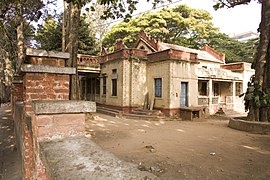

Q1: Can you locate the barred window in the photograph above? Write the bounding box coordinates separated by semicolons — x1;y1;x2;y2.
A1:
154;78;162;97
112;79;117;96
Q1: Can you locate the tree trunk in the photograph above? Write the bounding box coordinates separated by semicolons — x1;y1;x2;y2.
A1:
66;3;81;100
247;0;270;121
17;20;24;72
247;106;255;121
62;0;68;52
262;0;270;122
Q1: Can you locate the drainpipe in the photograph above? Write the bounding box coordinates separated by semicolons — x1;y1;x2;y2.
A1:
129;50;133;110
208;79;213;113
232;81;236;110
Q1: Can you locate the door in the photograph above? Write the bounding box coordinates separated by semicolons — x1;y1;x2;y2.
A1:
180;82;188;107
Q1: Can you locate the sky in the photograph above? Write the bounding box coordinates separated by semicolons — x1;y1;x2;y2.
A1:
134;0;261;36
178;0;261;36
55;0;261;36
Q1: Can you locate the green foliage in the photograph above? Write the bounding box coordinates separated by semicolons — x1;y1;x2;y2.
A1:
242;75;270;111
103;5;219;50
103;4;258;63
78;16;98;54
35;15;62;51
83;4;110;52
35;14;98;55
207;32;258;63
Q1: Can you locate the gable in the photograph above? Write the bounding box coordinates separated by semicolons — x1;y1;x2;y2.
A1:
136;41;155;54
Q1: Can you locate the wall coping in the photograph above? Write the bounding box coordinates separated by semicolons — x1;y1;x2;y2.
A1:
21;64;76;75
229;117;270;134
40;137;156;179
26;48;70;59
12;80;23;84
32;100;96;115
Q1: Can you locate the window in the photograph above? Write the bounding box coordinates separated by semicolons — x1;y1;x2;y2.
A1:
112;69;117;74
112;79;117;96
199;81;207;96
154;78;162;97
102;77;106;95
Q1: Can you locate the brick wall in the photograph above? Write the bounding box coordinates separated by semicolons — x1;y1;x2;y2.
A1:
12;49;97;180
11;81;23;118
34;113;85;142
21;71;70;179
13;49;72;180
23;73;69;113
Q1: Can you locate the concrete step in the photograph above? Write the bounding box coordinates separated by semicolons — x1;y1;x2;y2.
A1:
96;107;121;117
131;108;164;116
97;106;121;113
122;113;165;121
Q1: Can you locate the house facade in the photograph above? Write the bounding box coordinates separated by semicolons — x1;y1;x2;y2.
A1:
77;32;254;116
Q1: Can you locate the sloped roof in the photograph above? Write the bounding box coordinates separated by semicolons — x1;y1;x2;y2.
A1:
158;42;223;64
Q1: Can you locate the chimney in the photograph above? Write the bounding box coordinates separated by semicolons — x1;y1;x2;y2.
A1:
114;39;126;51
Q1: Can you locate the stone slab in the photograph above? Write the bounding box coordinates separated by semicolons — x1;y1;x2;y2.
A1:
26;48;70;59
32;100;96;115
40;137;157;180
21;64;76;75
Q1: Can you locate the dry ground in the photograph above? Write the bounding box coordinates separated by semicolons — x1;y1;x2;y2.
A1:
86;113;270;180
0;105;21;180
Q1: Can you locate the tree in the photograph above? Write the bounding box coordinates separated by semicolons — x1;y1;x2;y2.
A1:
35;15;62;51
102;4;256;63
35;14;98;54
78;16;99;54
103;5;219;50
216;0;270;122
0;0;44;102
207;32;258;63
84;4;110;52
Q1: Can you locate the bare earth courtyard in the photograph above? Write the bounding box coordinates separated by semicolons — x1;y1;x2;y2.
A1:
86;113;270;180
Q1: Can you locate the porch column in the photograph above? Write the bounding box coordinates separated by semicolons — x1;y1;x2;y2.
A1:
85;77;87;100
232;81;236;108
208;79;213;106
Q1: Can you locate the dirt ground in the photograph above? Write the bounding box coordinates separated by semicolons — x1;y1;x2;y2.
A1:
86;113;270;180
0;105;21;180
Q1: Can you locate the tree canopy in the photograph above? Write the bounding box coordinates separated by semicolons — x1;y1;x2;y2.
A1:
35;14;98;55
103;4;257;63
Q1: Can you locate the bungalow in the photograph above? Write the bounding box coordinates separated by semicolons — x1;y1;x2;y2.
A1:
77;31;254;117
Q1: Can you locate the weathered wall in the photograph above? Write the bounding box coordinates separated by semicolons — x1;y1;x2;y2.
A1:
100;59;124;107
122;59;147;107
169;61;198;109
198;60;222;69
147;60;171;108
100;49;147;109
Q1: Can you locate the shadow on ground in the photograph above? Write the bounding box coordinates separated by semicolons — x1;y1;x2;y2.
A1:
0;105;21;180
